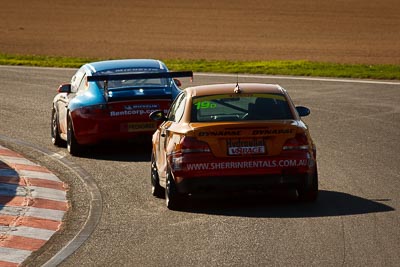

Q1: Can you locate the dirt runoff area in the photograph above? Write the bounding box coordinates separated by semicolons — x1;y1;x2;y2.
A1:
1;0;399;64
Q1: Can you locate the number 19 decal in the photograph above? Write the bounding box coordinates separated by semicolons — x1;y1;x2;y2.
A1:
195;101;217;110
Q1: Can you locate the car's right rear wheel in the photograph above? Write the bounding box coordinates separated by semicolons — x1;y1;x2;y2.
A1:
297;167;319;202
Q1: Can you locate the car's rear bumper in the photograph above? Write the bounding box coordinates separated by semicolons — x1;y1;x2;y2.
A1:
169;150;316;194
75;130;155;145
175;173;312;194
70;100;169;145
71;114;158;145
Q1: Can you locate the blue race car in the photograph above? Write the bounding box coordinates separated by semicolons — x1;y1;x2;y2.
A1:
51;59;192;155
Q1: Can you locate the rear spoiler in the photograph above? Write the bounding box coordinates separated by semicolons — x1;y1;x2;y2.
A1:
87;71;193;82
87;71;193;101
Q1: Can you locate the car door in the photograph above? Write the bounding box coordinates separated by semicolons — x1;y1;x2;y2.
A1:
156;92;187;184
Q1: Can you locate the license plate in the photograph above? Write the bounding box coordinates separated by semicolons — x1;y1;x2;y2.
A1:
122;122;157;132
227;138;266;155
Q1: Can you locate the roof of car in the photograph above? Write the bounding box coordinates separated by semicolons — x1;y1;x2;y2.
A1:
84;59;167;74
185;83;285;97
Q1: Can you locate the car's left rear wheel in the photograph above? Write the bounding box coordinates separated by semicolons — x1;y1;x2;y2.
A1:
151;153;164;198
51;107;65;147
67;115;82;156
165;170;185;210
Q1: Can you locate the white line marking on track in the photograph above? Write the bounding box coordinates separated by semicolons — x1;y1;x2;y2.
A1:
0;247;32;263
18;170;61;182
27;207;66;221
29;186;67;201
1;65;399;85
0;156;38;165
1;225;56;240
195;72;400;85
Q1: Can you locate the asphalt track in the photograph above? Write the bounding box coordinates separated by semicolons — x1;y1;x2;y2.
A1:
0;66;399;266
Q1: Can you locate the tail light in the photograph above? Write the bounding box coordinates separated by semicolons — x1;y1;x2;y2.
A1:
170;136;211;171
283;133;309;150
180;136;211;154
79;104;108;115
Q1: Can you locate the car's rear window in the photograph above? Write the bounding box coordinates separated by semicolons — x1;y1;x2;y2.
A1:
191;93;294;122
97;78;168;89
95;68;169;89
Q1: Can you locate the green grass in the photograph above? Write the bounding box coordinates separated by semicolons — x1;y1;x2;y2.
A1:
1;54;399;80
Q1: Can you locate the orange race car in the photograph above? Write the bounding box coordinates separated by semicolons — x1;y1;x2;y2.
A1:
150;83;318;209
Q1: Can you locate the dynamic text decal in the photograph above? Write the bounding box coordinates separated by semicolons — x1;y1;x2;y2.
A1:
252;129;294;135
198;131;241;136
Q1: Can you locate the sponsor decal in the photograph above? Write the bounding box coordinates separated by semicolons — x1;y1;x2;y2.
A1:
110;108;168;117
194;100;217;110
98;68;160;74
124;104;159;110
186;159;308;171
198;130;241;137
252;129;294;135
125;122;157;132
228;146;265;155
227;138;265;155
197;129;293;137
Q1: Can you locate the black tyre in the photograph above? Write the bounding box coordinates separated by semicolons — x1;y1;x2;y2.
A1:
51;107;65;147
151;153;164;198
297;167;319;202
67;115;82;156
165;170;184;210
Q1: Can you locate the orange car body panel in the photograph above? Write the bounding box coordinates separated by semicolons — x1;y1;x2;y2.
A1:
152;83;317;193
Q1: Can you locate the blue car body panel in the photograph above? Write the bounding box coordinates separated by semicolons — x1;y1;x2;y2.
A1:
52;59;191;148
68;59;180;112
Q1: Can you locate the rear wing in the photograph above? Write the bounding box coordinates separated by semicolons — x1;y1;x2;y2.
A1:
87;71;193;101
87;71;193;82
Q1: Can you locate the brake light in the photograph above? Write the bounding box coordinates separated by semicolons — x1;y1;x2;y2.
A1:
80;104;107;115
170;136;211;171
283;133;309;150
179;136;211;154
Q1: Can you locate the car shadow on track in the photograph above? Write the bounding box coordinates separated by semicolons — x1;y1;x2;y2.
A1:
0;159;19;212
177;190;395;218
73;140;152;162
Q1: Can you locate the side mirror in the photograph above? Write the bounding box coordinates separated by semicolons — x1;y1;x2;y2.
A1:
173;78;182;87
149;110;167;121
296;106;310;117
58;83;71;93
